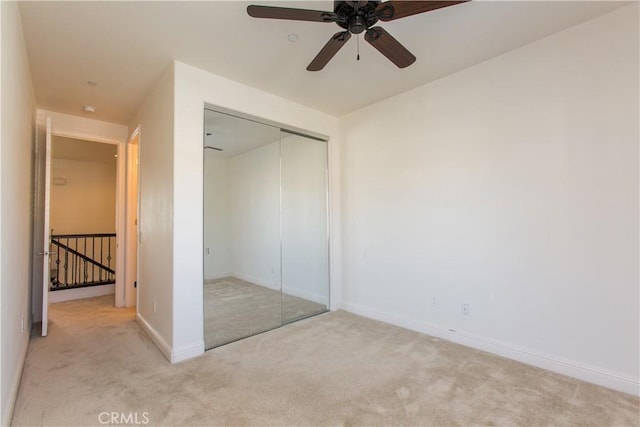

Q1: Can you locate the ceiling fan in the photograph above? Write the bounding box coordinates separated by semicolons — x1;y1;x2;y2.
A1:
247;1;469;71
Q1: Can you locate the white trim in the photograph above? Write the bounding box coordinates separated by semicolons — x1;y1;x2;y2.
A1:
41;118;52;336
327;134;341;313
48;284;114;304
204;272;233;281
171;341;205;363
128;126;139;140
114;141;126;307
36;110;129;308
36;109;128;144
136;312;171;361
341;301;640;397
0;0;3;416
2;335;29;427
136;313;204;363
124;126;140;308
282;286;327;306
208;274;327;304
233;273;280;291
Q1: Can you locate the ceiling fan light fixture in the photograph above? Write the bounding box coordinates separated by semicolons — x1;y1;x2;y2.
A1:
247;0;470;71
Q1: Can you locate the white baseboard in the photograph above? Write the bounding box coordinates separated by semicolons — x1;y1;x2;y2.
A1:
204;272;232;281
49;284;114;304
136;312;171;362
136;313;204;364
234;273;280;291
2;334;29;427
341;301;640;397
282;286;327;306
171;341;205;363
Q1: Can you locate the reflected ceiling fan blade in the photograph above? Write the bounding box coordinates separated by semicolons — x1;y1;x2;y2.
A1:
375;1;469;22
307;31;352;71
364;27;416;68
247;5;337;22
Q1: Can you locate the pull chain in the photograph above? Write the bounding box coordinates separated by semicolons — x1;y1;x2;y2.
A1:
356;2;360;61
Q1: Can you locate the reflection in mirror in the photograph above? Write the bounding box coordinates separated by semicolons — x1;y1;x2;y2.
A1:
281;131;329;323
203;109;330;350
204;110;282;349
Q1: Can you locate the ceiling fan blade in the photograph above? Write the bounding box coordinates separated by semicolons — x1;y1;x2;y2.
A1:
364;27;416;68
247;5;337;22
375;1;469;22
307;31;351;71
346;1;369;7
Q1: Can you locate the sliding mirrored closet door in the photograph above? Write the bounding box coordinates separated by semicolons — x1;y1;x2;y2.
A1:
203;109;329;350
280;131;329;324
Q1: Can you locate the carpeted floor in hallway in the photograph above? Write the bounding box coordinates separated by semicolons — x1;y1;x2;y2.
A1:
11;295;640;426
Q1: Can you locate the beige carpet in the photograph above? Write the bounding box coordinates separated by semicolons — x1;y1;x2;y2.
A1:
204;277;327;349
11;295;640;426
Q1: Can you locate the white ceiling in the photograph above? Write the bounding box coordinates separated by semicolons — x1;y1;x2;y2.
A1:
19;1;629;125
204;109;281;158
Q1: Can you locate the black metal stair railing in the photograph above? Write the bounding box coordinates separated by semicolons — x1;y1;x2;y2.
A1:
49;233;116;291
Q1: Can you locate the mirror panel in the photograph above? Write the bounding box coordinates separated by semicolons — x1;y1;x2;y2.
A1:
203;109;330;349
280;132;329;323
204;110;282;349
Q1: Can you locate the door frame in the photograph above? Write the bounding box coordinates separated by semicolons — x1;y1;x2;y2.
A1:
41;117;52;335
124;125;141;307
33;110;128;308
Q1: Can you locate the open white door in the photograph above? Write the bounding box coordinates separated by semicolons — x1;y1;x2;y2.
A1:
40;117;53;336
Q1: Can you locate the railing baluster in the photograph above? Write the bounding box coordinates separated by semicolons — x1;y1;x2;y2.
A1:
99;236;103;282
107;236;112;282
55;243;60;288
92;237;95;283
71;237;75;285
49;233;116;291
83;237;88;282
70;238;73;286
64;238;69;286
74;237;78;285
71;237;75;286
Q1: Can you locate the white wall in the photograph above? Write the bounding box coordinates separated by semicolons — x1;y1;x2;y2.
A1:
0;2;35;425
171;61;340;362
230;141;281;288
203;153;232;280
48;284;115;304
49;156;117;302
129;67;175;354
50;158;117;235
340;5;639;395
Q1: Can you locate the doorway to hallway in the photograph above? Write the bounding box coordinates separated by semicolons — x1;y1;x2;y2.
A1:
47;136;118;304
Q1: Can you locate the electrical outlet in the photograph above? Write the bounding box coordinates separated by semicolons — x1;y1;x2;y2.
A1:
153;299;157;313
21;317;24;333
461;303;470;316
431;297;439;307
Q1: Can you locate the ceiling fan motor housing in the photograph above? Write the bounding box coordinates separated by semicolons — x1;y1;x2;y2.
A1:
246;0;470;70
335;0;381;34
